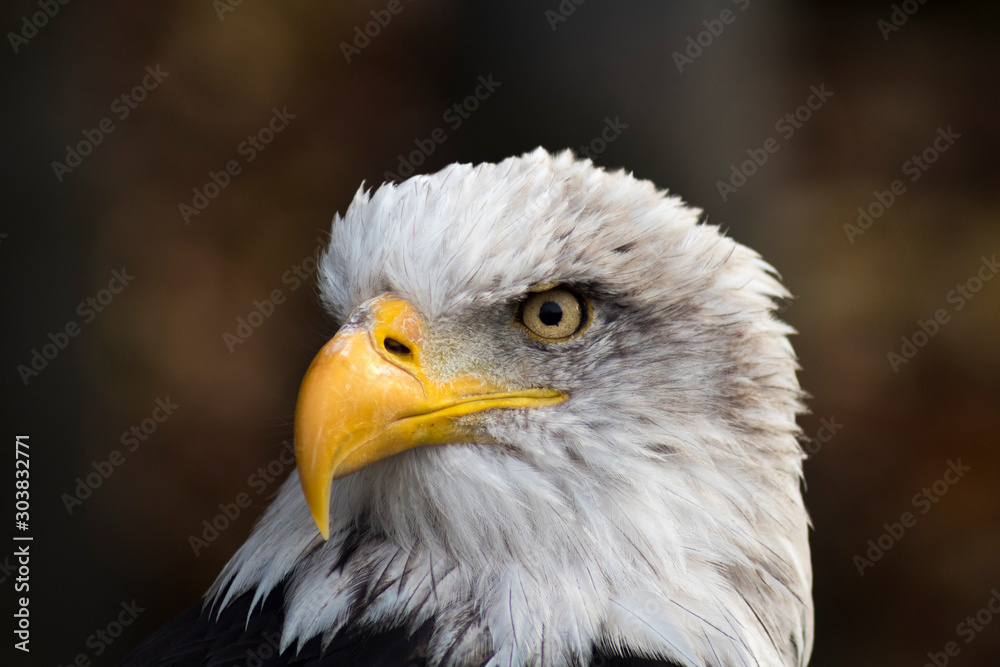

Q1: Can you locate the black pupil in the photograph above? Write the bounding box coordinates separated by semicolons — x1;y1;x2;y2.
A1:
538;301;563;326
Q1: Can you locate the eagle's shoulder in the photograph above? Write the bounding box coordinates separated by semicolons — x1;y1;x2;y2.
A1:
119;578;432;666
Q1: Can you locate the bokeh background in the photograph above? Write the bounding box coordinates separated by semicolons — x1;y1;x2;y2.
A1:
2;1;999;665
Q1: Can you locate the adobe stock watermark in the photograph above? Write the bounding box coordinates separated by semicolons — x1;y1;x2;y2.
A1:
801;416;844;456
672;0;751;73
237;631;283;667
61;397;180;514
189;439;296;555
223;235;325;353
56;600;144;667
878;0;930;42
853;459;970;576
16;268;135;386
383;74;502;181
7;0;71;54
716;83;833;202
844;126;960;244
887;253;997;373
51;65;170;182
340;0;417;63
13;541;30;652
922;588;1000;667
577;116;628;161
212;0;245;21
178;106;295;224
545;0;587;31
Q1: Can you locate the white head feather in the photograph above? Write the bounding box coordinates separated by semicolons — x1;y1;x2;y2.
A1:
210;148;813;667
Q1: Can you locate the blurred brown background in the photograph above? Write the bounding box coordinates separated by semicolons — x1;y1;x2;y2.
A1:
2;1;999;665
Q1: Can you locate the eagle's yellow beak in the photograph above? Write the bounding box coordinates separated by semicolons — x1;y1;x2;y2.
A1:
294;295;565;539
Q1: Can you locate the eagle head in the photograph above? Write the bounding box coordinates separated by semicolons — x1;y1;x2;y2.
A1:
209;148;813;667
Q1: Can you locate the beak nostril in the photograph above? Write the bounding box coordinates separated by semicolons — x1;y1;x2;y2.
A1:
383;337;411;356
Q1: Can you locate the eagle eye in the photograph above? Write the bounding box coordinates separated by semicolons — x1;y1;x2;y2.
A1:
519;287;590;340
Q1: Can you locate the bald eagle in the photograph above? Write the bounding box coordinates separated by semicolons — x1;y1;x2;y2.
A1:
123;149;813;667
